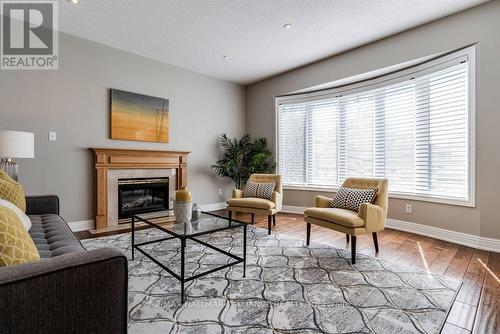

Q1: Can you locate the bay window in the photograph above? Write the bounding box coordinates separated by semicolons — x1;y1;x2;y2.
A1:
277;46;475;206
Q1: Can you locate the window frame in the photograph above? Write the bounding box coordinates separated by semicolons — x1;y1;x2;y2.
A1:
275;45;476;207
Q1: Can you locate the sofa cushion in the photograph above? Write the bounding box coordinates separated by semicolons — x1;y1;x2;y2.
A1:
0;206;40;266
304;207;365;228
0;198;31;231
0;171;26;212
28;214;84;258
226;197;275;210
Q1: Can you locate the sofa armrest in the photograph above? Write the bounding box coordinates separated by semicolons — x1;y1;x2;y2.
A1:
232;188;243;198
315;195;332;208
0;248;128;334
271;191;282;211
359;203;385;233
25;194;59;215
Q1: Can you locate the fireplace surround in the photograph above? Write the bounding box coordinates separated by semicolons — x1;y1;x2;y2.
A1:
91;148;189;230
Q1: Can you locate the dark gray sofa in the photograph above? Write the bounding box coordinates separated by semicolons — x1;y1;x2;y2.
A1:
0;195;128;334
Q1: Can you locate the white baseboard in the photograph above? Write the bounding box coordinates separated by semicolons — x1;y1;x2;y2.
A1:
68;203;227;232
281;205;500;253
282;205;308;214
200;202;226;212
68;219;95;232
385;219;500;253
69;203;500;252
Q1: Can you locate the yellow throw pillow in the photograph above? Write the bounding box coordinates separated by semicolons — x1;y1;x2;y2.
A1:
0;170;26;212
0;205;40;267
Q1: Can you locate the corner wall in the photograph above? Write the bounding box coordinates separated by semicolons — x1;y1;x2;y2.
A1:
0;33;245;223
245;0;500;239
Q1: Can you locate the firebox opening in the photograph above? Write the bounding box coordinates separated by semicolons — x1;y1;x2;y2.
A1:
118;177;169;220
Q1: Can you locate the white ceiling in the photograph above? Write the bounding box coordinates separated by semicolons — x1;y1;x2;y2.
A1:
58;0;488;84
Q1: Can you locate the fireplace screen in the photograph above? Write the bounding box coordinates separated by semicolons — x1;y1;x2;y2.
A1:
118;177;169;219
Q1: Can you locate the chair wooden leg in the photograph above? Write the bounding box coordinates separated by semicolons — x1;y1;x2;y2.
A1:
372;232;379;253
306;223;311;246
346;234;350;243
267;215;272;235
251;213;255;224
272;214;276;226
228;210;232;223
351;236;357;264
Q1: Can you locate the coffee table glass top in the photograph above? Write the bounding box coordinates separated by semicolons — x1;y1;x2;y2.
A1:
133;210;245;237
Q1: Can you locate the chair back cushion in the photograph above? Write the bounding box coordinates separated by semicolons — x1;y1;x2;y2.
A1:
342;178;389;218
0;206;40;267
329;187;377;212
248;174;282;194
243;181;276;200
0;171;26;212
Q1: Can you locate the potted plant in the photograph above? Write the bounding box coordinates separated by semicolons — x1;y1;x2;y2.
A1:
212;134;276;189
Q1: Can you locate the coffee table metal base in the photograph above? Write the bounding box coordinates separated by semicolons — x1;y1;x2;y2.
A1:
131;215;247;303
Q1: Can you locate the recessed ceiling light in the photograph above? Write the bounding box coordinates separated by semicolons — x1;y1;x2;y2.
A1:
68;0;80;4
222;56;230;60
283;23;292;30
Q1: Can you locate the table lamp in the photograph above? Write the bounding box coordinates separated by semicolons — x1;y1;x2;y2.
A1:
0;130;34;181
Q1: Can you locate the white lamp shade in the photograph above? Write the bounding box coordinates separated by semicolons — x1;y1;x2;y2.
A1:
0;130;34;158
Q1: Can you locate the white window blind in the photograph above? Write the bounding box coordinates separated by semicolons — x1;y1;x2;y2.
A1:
277;48;474;205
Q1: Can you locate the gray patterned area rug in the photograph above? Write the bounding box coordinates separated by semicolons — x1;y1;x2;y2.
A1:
82;225;460;334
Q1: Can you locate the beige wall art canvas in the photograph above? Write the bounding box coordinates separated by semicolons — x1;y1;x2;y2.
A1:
111;89;169;143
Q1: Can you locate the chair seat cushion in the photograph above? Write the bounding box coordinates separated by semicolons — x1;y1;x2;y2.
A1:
226;197;275;210
304;207;365;228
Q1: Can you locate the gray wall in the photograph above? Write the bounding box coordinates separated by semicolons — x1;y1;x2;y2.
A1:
0;33;245;223
245;1;500;239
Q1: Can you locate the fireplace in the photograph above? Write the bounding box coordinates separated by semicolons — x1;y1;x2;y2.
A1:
118;177;169;219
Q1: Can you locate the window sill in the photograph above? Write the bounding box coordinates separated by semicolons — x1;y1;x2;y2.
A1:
282;185;475;208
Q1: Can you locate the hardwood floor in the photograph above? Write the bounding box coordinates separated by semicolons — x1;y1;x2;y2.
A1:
213;211;500;334
77;211;500;334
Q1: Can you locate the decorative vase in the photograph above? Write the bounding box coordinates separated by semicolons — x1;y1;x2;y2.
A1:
191;220;199;231
191;203;201;221
173;200;192;223
175;187;192;202
173;187;193;223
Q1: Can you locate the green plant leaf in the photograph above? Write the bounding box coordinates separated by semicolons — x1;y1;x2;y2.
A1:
212;134;276;188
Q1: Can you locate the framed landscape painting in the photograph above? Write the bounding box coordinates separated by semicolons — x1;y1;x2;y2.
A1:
110;89;169;143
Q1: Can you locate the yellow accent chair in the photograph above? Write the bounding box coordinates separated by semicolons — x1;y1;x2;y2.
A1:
226;174;282;234
304;178;388;264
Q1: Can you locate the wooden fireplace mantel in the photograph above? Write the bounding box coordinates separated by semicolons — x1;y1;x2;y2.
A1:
91;148;190;229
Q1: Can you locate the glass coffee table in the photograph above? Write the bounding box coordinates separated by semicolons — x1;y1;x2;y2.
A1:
131;211;247;303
